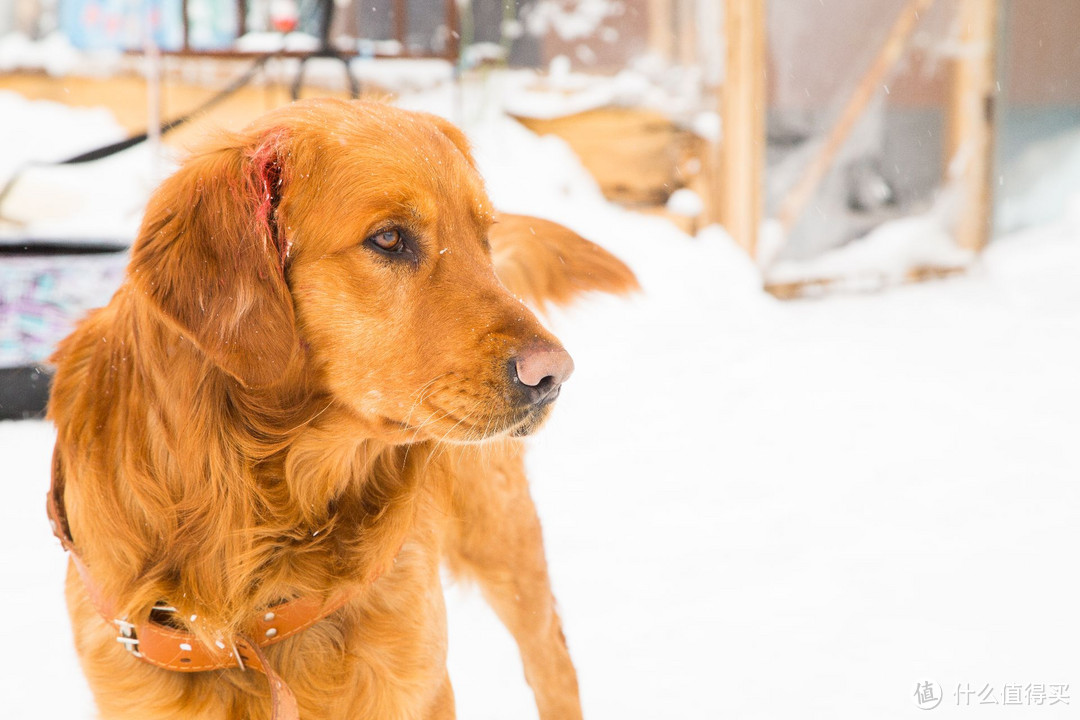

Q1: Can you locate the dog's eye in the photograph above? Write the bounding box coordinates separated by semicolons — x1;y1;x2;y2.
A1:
369;228;403;252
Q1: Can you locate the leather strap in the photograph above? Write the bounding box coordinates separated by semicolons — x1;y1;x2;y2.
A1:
46;446;369;720
237;636;301;720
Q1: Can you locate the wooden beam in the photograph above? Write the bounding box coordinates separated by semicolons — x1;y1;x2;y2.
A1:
647;0;674;61
394;0;407;49
947;0;997;251
181;0;190;51
718;0;766;257
444;0;460;62
236;0;247;41
676;0;697;67
777;0;936;234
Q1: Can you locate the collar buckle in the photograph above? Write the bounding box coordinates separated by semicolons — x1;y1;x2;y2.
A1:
114;619;142;657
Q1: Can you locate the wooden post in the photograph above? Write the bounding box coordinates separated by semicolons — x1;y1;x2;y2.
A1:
947;0;997;251
676;0;697;67
394;0;407;51
718;0;766;257
444;0;460;62
235;0;246;40
181;0;190;51
697;0;725;227
647;0;674;61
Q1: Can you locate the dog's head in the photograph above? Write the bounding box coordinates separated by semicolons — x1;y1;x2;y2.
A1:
130;99;634;443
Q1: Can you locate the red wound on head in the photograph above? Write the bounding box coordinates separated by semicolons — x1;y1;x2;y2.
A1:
248;135;290;271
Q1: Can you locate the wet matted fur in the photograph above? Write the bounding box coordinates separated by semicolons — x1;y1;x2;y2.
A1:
48;98;637;720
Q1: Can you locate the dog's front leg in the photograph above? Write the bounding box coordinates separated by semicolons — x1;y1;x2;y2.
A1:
442;443;583;720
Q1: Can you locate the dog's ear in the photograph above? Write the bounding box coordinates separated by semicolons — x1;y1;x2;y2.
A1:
490;213;640;311
129;133;297;388
418;112;478;168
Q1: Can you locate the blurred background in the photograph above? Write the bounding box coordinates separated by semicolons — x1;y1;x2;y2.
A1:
2;0;1079;372
0;1;1077;718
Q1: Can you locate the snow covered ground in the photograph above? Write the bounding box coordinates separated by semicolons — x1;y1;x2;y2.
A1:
2;81;1079;719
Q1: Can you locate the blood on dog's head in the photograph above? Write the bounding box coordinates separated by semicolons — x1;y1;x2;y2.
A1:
129;99;614;443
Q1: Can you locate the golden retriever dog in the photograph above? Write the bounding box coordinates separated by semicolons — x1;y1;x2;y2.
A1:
46;98;636;720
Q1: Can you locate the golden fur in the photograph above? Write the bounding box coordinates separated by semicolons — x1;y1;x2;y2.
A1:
48;98;637;720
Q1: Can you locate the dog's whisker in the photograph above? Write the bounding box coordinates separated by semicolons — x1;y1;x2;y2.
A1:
406;404;455;440
433;406;480;448
417;396;487;448
402;373;453;427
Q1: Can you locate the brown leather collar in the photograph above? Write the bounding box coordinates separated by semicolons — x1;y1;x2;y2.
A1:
46;447;364;720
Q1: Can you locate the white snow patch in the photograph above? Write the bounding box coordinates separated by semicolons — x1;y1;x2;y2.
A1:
523;0;622;41
998;127;1080;234
499;67;680;120
348;58;454;93
0;91;176;242
0;91;124;180
0;92;174;241
690;110;721;143
766;211;975;289
666;187;704;217
356;38;404;57
235;31;321;53
0;31;121;76
461;42;507;68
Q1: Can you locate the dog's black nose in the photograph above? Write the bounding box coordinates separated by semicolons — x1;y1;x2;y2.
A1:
511;347;574;406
